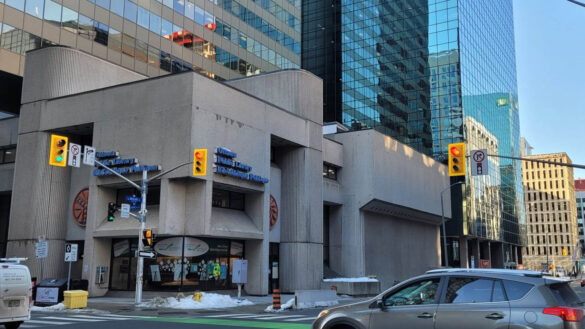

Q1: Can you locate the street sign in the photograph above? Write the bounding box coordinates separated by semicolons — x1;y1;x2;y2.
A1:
64;243;78;262
68;143;81;168
125;195;142;211
120;203;130;218
471;149;488;176
138;251;156;258
35;241;48;259
83;146;96;166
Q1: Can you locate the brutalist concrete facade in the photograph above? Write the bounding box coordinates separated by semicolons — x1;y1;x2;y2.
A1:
4;47;451;295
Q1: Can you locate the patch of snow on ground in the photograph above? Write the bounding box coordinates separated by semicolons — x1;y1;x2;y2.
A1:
264;297;338;312
31;303;66;312
265;298;294;312
139;293;253;309
324;277;378;282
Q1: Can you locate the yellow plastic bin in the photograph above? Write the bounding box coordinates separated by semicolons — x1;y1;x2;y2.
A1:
64;290;88;309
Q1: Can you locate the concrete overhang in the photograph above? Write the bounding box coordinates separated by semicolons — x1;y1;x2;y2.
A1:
361;199;446;226
210;207;263;240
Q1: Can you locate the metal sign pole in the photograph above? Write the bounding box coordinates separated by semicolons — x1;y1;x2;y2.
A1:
135;169;147;305
40;260;43;281
67;262;72;290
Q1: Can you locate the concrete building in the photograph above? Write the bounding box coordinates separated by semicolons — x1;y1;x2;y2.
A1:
2;47;450;296
576;179;585;255
522;153;579;273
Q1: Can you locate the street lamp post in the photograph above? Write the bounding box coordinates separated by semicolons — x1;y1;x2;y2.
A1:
441;181;464;267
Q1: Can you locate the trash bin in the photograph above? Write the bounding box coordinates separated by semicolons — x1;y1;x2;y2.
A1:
70;279;89;291
35;278;67;306
64;290;88;309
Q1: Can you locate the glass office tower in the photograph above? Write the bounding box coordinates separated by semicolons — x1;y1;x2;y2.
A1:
303;0;525;267
0;0;301;107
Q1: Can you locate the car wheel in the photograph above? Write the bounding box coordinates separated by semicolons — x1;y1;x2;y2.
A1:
5;322;22;329
330;325;355;329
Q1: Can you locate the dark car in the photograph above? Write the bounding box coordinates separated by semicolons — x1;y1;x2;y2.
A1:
312;268;585;329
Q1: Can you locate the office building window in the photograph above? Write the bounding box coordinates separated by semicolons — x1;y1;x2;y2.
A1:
323;163;338;180
212;189;245;210
0;147;16;164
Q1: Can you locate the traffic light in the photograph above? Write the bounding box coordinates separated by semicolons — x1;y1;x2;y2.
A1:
143;229;154;247
49;134;68;167
448;143;466;176
193;149;207;176
107;202;117;221
562;248;568;256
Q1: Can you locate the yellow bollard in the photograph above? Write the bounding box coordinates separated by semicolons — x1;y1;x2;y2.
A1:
193;292;202;302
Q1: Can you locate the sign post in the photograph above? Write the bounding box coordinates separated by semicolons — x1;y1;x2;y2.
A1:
36;236;48;280
64;243;78;290
471;149;488;176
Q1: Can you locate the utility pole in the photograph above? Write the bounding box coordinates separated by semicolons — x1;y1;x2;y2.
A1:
440;181;464;267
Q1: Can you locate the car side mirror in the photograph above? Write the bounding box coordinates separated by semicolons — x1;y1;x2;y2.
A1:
369;299;385;309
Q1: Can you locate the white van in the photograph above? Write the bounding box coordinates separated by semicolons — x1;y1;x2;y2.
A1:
0;259;32;329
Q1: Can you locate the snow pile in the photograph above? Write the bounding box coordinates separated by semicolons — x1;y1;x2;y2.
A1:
265;298;295;312
140;293;253;309
324;277;379;282
264;297;338;312
31;303;66;312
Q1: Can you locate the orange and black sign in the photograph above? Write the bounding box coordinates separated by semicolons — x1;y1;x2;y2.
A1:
72;188;88;228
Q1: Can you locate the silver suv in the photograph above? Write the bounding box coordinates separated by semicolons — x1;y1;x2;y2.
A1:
313;269;585;329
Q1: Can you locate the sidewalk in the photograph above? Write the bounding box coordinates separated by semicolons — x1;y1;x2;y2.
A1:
81;290;367;315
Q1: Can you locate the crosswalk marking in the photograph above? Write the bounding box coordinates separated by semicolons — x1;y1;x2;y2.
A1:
257;315;305;320
27;319;73;325
203;313;251;318
69;314;132;320
99;314;148;318
231;314;277;319
20;325;40;328
283;316;316;322
40;316;102;322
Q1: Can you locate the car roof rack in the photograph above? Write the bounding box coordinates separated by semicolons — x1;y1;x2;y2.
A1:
426;268;543;278
0;258;28;264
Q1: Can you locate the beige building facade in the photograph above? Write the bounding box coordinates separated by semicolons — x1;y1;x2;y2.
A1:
522;152;579;273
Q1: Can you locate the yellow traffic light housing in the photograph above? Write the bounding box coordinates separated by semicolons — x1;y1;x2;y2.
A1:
49;134;68;167
143;229;153;247
562;248;568;256
193;149;207;176
448;143;466;176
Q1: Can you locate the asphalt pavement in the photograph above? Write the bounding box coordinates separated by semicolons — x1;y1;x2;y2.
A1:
28;291;368;329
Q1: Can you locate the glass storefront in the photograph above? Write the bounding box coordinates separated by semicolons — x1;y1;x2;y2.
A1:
110;236;244;291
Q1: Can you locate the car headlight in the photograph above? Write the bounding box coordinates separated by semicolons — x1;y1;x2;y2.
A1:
318;310;329;318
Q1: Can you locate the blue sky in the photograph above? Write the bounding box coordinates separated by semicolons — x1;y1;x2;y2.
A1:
513;0;585;179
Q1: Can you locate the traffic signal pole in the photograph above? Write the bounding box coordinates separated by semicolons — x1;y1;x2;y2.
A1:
94;159;195;304
136;169;147;305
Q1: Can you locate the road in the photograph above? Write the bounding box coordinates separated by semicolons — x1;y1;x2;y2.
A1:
25;310;318;329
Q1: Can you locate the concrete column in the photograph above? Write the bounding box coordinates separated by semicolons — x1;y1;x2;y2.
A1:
470;239;480;268
7;131;70;279
459;237;469;268
278;147;323;293
245;239;268;295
